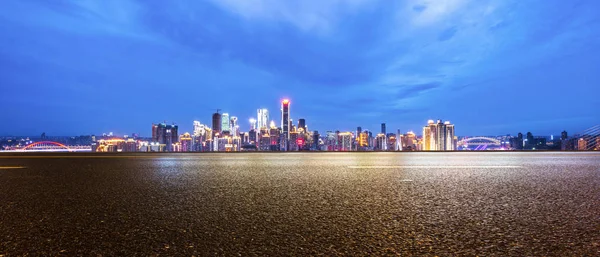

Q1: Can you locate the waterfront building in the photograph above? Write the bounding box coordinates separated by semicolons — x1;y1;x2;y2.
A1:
257;108;269;129
281;99;291;150
179;132;192;152
422;120;455;151
212;112;221;134
221;113;231;134
375;133;387;151
298;119;306;131
152;123;178;151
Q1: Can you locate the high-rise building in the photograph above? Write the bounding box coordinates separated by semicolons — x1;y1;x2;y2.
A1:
401;131;418;151
230;116;238;136
179;132;193;152
375;133;387;151
422;120;455;151
445;121;456;150
312;130;320;150
221;113;231;133
381;123;386;134
257;109;269;128
152;123;178;151
269;126;280;151
298;119;306;131
249;118;257;130
338;132;353;151
212;112;222;134
281;99;290;140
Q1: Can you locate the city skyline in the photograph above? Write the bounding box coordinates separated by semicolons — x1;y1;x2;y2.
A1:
1;1;599;136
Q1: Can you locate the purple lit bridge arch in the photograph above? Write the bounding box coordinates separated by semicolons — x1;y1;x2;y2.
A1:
18;141;91;152
458;137;502;150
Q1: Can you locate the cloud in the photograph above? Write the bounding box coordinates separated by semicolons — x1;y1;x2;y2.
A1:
1;0;599;135
438;26;458;41
412;4;427;13
206;0;375;31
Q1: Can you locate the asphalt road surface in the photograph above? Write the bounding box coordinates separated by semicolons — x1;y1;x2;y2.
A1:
1;152;599;256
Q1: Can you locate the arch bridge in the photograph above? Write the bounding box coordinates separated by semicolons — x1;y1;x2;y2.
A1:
458;137;502;146
17;141;91;152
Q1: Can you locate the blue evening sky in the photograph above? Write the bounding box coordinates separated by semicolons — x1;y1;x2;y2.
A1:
1;0;599;136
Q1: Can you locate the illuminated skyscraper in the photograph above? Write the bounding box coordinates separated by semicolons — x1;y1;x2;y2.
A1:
257;109;269;128
422;120;455;151
338;132;353;151
249;118;257;130
212;112;221;134
281;99;290;139
381;123;386;134
375;133;387;151
230;116;238;136
221;113;231;133
445;121;456;150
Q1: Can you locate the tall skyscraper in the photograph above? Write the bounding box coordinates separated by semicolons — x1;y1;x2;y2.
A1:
249;118;257;130
381;123;386;134
281;99;290;140
422;119;455;151
221;113;231;133
257;109;269;128
445;121;456;150
230;116;238;136
212;112;222;134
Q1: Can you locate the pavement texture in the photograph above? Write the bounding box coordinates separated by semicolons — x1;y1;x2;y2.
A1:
0;152;599;256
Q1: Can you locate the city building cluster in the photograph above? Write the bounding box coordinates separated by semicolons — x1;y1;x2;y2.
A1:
91;99;460;152
0;100;598;152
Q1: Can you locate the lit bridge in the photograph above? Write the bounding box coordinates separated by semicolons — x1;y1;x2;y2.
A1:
458;137;502;150
3;141;92;152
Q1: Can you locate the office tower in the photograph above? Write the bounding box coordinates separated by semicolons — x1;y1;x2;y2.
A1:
179;132;192;152
230;116;238;136
359;131;369;148
248;129;257;145
312;130;320;150
249;118;257;130
338;132;353;151
212;112;222;134
289;131;299;151
259;127;270;151
422;120;434;150
422;120;455;151
561;131;568;140
257;108;269;128
357;126;362;136
381;123;386;134
375;133;387;151
386;133;397;151
152;123;178;151
221;113;231;133
281;99;290;139
269;126;280;151
445;121;456;150
298;119;306;131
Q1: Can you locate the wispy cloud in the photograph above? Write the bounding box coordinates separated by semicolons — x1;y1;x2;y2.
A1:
0;0;599;135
